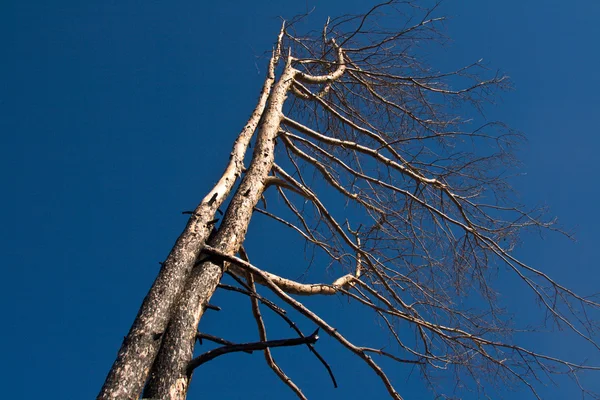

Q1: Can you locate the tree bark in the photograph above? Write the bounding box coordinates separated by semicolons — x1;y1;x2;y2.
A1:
142;62;298;400
97;62;278;400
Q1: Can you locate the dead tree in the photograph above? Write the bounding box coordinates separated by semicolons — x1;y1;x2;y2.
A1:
99;2;600;399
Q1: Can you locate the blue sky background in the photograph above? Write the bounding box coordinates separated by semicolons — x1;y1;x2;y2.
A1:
2;1;600;399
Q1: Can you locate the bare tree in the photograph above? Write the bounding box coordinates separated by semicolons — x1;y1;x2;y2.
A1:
99;2;600;399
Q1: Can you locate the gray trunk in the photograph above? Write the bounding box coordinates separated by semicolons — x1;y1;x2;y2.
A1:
97;68;277;400
143;63;297;400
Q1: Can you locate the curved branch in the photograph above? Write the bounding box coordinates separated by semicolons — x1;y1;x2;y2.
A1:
203;244;404;400
295;38;346;84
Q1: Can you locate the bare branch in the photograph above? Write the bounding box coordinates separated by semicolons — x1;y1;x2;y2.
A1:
241;246;307;400
223;272;338;388
187;329;320;372
203;244;404;400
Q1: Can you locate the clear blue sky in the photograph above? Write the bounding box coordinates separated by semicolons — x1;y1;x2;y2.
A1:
2;1;600;399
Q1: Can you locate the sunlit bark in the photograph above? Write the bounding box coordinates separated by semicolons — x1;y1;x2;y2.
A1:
100;3;600;400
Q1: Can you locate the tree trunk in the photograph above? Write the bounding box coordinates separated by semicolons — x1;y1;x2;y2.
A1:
97;64;278;400
142;62;298;400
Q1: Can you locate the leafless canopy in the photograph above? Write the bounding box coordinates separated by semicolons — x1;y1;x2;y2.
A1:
100;2;600;400
243;3;600;398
